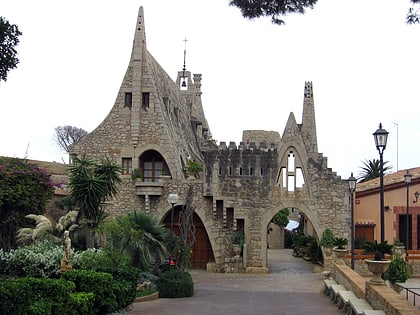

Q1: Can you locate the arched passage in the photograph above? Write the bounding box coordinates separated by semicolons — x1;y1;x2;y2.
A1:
266;206;323;271
162;206;215;269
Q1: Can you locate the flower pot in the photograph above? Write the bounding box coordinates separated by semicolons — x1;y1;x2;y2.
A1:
389;282;403;293
365;259;391;285
333;247;347;258
232;244;242;258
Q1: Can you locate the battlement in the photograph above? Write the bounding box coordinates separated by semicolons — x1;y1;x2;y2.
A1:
211;141;278;152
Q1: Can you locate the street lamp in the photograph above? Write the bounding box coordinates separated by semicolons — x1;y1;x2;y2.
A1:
373;123;389;243
348;173;357;270
404;170;412;261
167;193;178;262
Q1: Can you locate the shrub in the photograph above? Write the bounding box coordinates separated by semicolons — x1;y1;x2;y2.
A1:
384;256;413;284
0;240;62;278
0;278;30;314
62;269;118;314
157;268;194;298
320;228;335;247
0;277;75;315
68;292;95;315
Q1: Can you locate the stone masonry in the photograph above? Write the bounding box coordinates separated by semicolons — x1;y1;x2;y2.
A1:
69;6;351;272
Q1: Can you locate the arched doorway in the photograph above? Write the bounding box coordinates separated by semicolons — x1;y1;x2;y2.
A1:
163;207;214;269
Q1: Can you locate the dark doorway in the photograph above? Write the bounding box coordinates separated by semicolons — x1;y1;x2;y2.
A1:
163;207;214;269
399;214;412;249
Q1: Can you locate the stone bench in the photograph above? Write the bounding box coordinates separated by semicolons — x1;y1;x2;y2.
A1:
349;298;373;315
362;311;386;315
337;290;357;313
323;279;338;296
330;284;346;303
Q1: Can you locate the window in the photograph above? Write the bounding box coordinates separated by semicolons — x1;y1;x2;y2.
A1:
122;158;132;175
226;207;234;228
142;92;150;109
140;150;169;182
124;92;132;108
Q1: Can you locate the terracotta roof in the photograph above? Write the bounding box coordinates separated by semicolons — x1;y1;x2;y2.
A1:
356;166;420;192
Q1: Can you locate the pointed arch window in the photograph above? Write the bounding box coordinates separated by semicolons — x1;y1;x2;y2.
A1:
280;150;305;192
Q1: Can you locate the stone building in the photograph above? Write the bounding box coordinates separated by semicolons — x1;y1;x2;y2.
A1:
69;6;351;272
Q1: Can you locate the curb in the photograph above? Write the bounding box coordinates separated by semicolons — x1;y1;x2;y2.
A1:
134;291;159;303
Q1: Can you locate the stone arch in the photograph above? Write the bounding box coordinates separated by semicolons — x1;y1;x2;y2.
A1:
161;204;215;269
261;200;324;267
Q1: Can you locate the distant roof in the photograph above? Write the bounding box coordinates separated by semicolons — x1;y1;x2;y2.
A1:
357;167;420;192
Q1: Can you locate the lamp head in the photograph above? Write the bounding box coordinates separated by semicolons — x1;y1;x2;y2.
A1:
168;193;178;205
373;123;389;153
348;172;357;193
404;170;412;184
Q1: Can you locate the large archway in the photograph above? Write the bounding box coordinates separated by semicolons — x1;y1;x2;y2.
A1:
162;206;215;269
266;206;323;272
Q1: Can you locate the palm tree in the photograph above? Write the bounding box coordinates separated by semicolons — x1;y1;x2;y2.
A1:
100;211;168;271
358;159;392;183
67;155;121;248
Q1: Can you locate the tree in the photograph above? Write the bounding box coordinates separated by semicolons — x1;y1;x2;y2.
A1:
67;155;121;248
0;157;54;250
54;126;88;153
358;159;392;183
229;0;317;25
407;0;420;24
100;211;168;271
273;208;289;227
230;0;420;25
0;17;22;83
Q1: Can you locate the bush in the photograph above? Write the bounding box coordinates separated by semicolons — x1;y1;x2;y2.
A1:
157;268;194;298
384;256;413;284
68;292;95;315
0;277;75;315
62;269;118;314
0;240;62;278
0;278;30;314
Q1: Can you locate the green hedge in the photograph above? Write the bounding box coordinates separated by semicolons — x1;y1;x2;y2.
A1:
68;292;95;315
0;277;75;315
157;268;194;298
62;270;118;314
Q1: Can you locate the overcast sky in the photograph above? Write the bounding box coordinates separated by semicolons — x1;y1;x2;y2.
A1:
1;1;419;180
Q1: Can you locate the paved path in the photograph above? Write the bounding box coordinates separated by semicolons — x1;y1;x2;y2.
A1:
128;249;342;315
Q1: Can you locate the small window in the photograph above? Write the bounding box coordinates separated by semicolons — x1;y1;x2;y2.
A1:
229;167;232;176
142;92;150;109
239;167;243;175
124;93;132;108
249;167;253;176
122;158;132;175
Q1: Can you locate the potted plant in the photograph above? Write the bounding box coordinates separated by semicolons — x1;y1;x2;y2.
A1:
230;230;245;258
131;168;142;182
363;240;393;284
320;228;335;256
333;237;348;260
184;160;203;179
384;255;412;292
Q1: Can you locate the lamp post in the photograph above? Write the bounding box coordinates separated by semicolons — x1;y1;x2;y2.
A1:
348;173;357;270
373;123;389;243
404;170;412;261
167;193;178;261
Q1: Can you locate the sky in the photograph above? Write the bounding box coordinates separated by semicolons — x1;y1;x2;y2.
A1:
1;0;419;180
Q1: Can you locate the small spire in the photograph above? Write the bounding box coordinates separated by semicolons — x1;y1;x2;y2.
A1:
181;38;188;88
